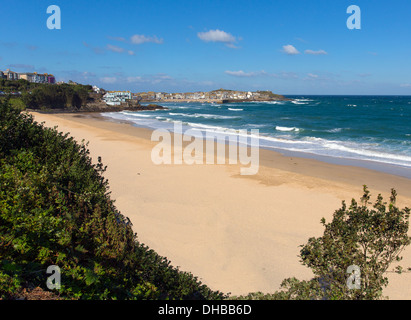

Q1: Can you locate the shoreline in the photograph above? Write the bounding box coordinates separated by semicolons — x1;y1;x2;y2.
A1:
260;145;411;180
29;111;411;299
148;98;290;104
99;110;411;182
25;103;166;114
97;106;411;181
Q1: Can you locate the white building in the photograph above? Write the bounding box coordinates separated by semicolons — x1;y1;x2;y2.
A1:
156;92;169;100
4;69;19;80
19;73;36;82
92;85;101;94
103;91;131;106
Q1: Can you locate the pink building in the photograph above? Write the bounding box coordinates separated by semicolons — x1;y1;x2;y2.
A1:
47;75;56;84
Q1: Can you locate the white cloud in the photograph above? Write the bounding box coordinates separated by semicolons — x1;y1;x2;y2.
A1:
225;70;266;77
197;29;238;48
295;37;307;43
302;73;337;81
83;42;105;55
155;74;173;80
7;64;35;70
400;83;411;88
127;76;143;83
225;43;240;49
59;69;97;83
108;36;126;42
107;44;125;53
272;71;299;80
126;73;173;84
131;34;163;45
225;70;300;80
82;71;96;80
199;80;215;86
198;29;235;43
106;45;136;56
282;44;300;55
305;49;328;55
100;77;117;84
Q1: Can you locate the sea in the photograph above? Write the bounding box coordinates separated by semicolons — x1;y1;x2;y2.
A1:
101;96;411;178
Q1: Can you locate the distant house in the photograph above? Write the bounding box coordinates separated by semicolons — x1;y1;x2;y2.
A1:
191;92;203;100
0;70;57;84
36;73;48;83
103;91;131;106
4;69;19;81
19;72;36;82
92;85;101;94
174;93;185;99
47;75;56;84
19;72;53;84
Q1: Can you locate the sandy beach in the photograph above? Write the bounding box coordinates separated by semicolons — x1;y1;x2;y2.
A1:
30;111;411;300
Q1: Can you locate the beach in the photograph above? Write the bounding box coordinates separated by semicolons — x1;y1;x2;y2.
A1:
30;111;411;300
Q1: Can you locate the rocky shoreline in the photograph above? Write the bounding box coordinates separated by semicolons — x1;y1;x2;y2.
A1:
143;96;291;104
26;96;292;115
27;102;167;114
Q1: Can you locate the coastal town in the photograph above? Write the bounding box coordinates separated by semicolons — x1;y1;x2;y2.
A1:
0;68;287;105
100;89;288;105
0;69;56;84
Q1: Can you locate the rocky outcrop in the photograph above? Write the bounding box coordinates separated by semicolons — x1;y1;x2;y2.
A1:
29;101;167;114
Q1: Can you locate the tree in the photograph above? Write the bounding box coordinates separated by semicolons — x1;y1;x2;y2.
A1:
230;186;411;300
298;186;411;300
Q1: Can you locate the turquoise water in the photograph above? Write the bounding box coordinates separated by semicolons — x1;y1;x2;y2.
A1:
101;96;411;173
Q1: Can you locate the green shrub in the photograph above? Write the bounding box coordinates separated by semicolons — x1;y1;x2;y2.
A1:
231;187;411;300
0;101;225;300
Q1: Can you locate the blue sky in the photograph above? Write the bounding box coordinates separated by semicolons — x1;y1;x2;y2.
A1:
1;0;411;95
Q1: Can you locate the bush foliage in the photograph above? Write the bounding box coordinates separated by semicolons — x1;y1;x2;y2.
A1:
22;84;91;110
0;100;225;300
231;187;411;300
0;79;92;110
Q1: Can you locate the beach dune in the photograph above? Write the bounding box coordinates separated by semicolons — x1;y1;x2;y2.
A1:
31;111;411;299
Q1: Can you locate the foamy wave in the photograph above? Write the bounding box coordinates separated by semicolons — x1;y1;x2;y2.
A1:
168;112;239;120
169;112;187;116
294;98;315;102
100;100;411;168
195;113;239;119
326;128;343;133
266;101;285;105
186;122;227;131
275;126;300;132
246;123;269;129
120;111;153;118
323;142;411;163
